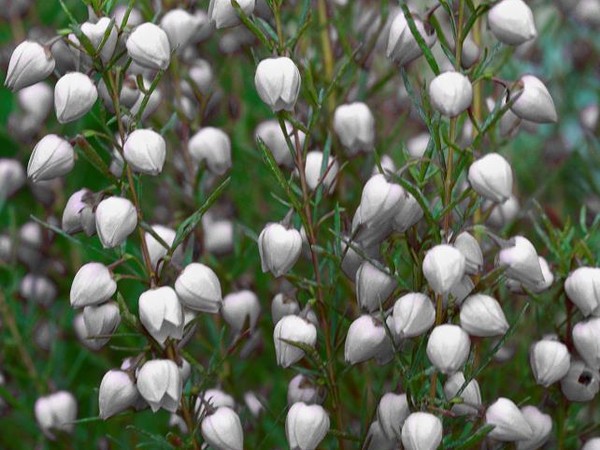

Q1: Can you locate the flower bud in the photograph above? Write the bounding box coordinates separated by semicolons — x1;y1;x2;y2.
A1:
18;82;53;120
83;301;121;350
160;9;201;51
286;402;330;450
356;261;397;312
209;0;256;28
497;236;545;288
204;218;234;254
144;224;181;270
304;151;339;193
333;102;375;155
0;159;25;198
392;292;435;338
95;196;137;248
426;324;470;374
70;262;117;308
222;290;261;333
529;339;570;387
255;57;301;112
356;174;404;228
175;263;222;313
392;190;423;232
376;392;409;441
507;256;553;293
573;318;600;371
516;406;552;450
200;406;244;450
345;315;387;364
511;75;557;123
422;244;466;295
126;23;171;70
583;438;600;450
99;370;139;419
386;12;436;66
460;294;509;337
485;397;534;441
401;412;443;450
62;189;93;234
561;360;600;402
188;127;232;175
487;194;520;228
364;421;396;450
258;223;302;277
274;315;317;368
182;59;213;96
244;391;263;418
488;0;536;46
129;77;162;121
139;287;184;344
429;72;473;117
20;274;56;306
454;232;483;274
123;129;166;175
54;72;98;123
468;153;513;203
255;120;305;167
35;391;77;439
5;41;55;91
443;371;481;416
81;17;118;63
271;293;300;324
28;134;75;182
136;359;182;412
287;374;321;405
565;267;600;316
196;389;235;419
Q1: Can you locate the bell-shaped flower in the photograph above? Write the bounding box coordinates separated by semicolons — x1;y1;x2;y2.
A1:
82;301;121;350
454;232;483;274
126;23;171;70
80;17;118;63
5;41;55;91
98;369;139;419
460;294;509;337
497;236;545;288
255;120;304;167
392;190;424;232
516;406;552;450
401;412;443;450
123;129;166;175
54;72;98;123
485;397;533;441
258;223;302;277
333;102;375;155
274;315;317;368
95;196;137;249
488;0;536;46
136;359;182;412
271;293;300;325
392;292;435;338
356;261;397;312
27;134;74;182
175;263;222;313
422;244;466;295
529;338;570;387
70;262;117;308
138;286;184;344
304;151;339;193
208;0;255;29
560;360;600;402
62;189;92;234
468;153;513;203
573;318;600;370
255;57;301;112
34;391;77;439
345;315;387;364
188;127;232;175
159;9;201;51
376;392;409;441
444;371;482;416
286;402;330;450
287;374;320;406
386;12;436;66
429;72;473;117
426;324;470;374
221;290;260;333
201;406;244;450
565;267;600;316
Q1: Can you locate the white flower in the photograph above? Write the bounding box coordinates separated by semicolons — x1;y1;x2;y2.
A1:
304;151;339;193
201;406;244;450
401;412;443;450
582;438;600;450
487;195;520;228
488;0;536;46
271;293;300;325
485;397;533;441
195;389;235;419
560;360;599;402
209;0;256;29
255;120;304;167
529;339;571;387
287;375;320;406
136;359;182;412
204;218;234;255
274;315;317;368
392;190;423;232
286;402;330;450
422;244;466;295
0;159;25;198
126;23;171;70
356;174;404;228
510;75;557;123
144;224;179;270
497;236;545;288
468;153;513;203
160;9;201;51
221;290;261;333
516;406;552;450
5;41;55;91
459;294;509;337
356;261;397;313
123;129;166;175
426;324;470;374
98;370;139;419
62;189;93;234
364;421;396;450
20;274;56;306
255;57;301;111
564;267;600;316
443;372;481;416
333;102;375;154
138;287;184;344
429;72;473;117
70;262;116;308
27;134;74;182
188;127;232;175
34;391;77;439
376;392;409;441
573;318;600;371
258;223;302;277
454;232;483;274
392;292;435;338
17;82;53;120
95;196;137;249
345;315;387;365
175;263;222;313
82;301;121;350
386;12;436;66
81;17;118;63
54;72;98;124
182;59;214;96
